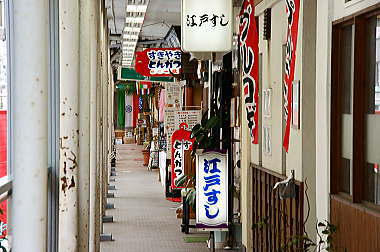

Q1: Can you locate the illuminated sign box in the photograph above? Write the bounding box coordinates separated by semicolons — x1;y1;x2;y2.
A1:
196;150;228;230
181;0;233;52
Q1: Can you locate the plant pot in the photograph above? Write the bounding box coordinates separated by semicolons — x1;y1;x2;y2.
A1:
142;150;150;166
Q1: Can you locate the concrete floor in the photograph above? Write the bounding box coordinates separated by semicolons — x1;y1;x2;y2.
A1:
101;144;211;252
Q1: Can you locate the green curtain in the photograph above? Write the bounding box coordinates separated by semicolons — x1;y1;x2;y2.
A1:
117;86;126;129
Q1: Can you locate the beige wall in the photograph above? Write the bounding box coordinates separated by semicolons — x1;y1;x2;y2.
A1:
241;0;318;247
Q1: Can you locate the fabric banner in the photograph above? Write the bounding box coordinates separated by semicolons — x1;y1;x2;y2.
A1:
239;0;259;144
283;0;300;152
117;88;126;129
132;94;139;128
125;95;133;128
136;81;152;95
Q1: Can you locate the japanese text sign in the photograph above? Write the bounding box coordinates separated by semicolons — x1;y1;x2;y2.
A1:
171;123;195;189
196;150;228;230
181;0;233;52
239;0;259;145
283;0;300;152
174;110;202;131
135;48;182;77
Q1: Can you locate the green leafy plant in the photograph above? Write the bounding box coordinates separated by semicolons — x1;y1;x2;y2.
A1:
190;113;220;152
175;174;196;210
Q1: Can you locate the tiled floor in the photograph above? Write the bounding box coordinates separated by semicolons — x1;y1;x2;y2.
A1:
101;144;211;252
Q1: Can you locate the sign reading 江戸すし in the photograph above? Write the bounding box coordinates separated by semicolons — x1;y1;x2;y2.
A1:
181;0;232;52
196;151;228;230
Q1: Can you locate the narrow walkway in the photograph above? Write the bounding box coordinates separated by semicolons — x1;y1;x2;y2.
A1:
101;144;210;252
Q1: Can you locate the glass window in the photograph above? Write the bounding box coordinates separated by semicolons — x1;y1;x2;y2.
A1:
364;15;380;205
340;24;354;195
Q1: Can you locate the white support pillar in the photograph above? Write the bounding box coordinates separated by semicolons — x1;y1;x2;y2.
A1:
11;0;49;251
78;0;91;250
100;11;108;220
89;0;99;250
315;0;332;224
96;0;104;240
59;0;80;251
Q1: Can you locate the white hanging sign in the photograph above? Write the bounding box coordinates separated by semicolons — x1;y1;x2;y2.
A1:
196;150;228;230
181;0;233;52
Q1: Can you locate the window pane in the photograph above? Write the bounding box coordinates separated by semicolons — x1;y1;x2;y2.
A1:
364;15;380;205
340;25;354;195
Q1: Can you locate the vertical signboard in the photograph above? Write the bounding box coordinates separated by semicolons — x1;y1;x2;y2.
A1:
239;0;259;144
196;150;228;230
181;0;233;52
164;83;182;156
171;123;195;189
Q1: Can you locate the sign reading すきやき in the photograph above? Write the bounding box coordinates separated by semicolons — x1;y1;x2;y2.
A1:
135;48;182;77
181;0;233;52
196;150;228;230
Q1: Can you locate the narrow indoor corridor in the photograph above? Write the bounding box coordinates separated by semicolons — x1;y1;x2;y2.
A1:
101;144;210;252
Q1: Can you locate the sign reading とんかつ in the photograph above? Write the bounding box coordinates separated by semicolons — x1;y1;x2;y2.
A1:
196;150;228;230
181;0;233;52
135;48;182;77
171;123;195;189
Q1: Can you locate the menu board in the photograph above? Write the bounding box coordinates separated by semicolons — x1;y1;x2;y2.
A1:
165;83;182;109
164;83;182;157
174;110;202;131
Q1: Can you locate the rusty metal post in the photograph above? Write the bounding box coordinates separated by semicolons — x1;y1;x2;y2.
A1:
58;0;80;250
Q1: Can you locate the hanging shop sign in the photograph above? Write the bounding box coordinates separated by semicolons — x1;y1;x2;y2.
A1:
181;0;233;52
118;67;174;82
283;0;300;152
171;123;195;189
196;150;228;230
174;110;202;131
239;0;259;144
135;48;182;77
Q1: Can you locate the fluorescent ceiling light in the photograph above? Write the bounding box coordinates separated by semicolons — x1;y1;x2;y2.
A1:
123;34;139;40
125;16;144;24
126;5;148;13
124;27;141;33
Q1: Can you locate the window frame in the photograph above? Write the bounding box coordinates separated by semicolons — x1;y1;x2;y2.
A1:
331;4;380;209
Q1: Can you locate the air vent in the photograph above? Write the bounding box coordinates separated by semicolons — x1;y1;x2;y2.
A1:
263;8;271;41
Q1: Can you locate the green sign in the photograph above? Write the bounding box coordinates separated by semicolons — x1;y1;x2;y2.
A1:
118;67;174;82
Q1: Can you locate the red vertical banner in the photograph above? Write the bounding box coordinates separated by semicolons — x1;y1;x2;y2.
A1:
132;94;139;128
283;0;300;152
239;0;259;144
